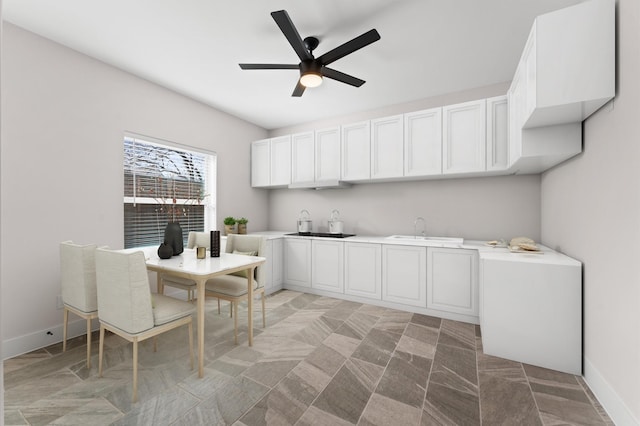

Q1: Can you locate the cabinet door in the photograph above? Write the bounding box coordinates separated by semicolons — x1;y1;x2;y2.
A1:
427;248;478;316
344;242;381;300
284;238;311;287
270;135;291;186
382;245;427;307
251;139;270;187
271;238;283;288
404;108;442;176
371;115;404;179
315;127;341;182
291;131;315;184
341;121;370;181
263;238;283;294
311;240;344;293
508;69;524;166
486;96;509;171
442;100;486;174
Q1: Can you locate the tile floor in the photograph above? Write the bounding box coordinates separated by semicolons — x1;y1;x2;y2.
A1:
4;290;613;425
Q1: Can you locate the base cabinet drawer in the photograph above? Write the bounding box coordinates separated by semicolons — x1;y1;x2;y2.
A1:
427;248;478;316
382;245;427;307
344;242;381;300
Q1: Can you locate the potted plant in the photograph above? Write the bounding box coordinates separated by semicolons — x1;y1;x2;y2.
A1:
223;216;236;235
236;217;248;234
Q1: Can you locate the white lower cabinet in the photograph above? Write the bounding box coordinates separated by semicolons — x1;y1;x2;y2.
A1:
427;248;478;316
263;238;283;294
284;238;311;288
311;240;344;293
382;244;427;307
344;242;381;300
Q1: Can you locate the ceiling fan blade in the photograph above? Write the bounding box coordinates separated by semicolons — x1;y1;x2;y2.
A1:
292;80;306;97
322;67;365;87
271;10;312;62
239;63;299;70
317;29;380;66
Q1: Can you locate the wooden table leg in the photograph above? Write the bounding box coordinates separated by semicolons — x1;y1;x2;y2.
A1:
197;279;205;377
156;273;164;295
247;266;255;346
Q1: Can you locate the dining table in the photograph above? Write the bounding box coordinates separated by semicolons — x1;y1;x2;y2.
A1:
142;247;266;378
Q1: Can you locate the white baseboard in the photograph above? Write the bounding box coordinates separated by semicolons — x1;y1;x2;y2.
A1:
584;357;639;426
2;316;99;360
2;288;190;360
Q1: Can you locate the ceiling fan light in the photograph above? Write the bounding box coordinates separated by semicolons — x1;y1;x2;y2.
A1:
300;72;323;88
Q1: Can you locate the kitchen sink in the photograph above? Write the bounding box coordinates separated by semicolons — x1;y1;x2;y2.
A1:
387;235;464;244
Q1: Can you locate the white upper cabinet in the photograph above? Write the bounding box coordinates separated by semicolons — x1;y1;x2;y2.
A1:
270;135;292;186
341;121;371;181
516;0;614;128
370;115;404;179
290;131;315;184
404;108;442;177
486;96;509;171
315;127;341;182
251;139;270;187
442;99;486;174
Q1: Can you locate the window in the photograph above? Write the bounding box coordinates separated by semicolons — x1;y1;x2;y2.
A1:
123;134;216;249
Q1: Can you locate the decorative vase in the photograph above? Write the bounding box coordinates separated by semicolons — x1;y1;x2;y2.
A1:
164;222;184;255
224;224;235;235
157;242;173;259
237;223;247;234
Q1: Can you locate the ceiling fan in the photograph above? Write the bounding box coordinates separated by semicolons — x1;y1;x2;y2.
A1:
239;10;381;97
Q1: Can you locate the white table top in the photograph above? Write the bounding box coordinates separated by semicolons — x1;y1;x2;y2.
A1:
130;247;266;276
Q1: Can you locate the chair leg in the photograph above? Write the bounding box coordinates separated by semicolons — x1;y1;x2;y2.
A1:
188;321;194;370
261;292;266;328
98;325;105;378
86;317;92;369
153;336;158;352
230;302;233;318
233;302;238;345
62;308;69;352
132;339;139;403
217;298;220;314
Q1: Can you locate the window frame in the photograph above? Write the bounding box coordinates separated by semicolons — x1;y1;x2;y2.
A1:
123;133;217;248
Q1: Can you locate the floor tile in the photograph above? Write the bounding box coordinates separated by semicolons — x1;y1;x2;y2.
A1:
374;351;430;408
424;382;480;426
296;405;355;426
312;359;383;424
410;313;442;330
351;328;401;367
437;319;476;351
359;392;422;426
479;371;541;426
242;359;300;387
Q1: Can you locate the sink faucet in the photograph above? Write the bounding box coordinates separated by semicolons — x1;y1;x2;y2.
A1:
414;217;426;239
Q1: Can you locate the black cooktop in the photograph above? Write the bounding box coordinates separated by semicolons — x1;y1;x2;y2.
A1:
286;232;355;238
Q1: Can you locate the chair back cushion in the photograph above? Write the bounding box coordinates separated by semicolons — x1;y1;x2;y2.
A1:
225;234;266;287
60;241;98;313
187;231;210;249
95;248;154;334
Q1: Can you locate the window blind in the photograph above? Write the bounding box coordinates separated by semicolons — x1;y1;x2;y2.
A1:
123;135;216;249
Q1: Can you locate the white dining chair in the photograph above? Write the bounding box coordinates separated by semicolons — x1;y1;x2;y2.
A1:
95;247;195;402
160;231;210;301
204;234;267;344
60;241;99;368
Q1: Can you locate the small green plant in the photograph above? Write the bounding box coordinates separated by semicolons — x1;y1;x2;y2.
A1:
223;216;236;225
236;217;248;225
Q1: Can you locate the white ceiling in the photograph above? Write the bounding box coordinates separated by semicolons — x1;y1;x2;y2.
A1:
3;0;584;130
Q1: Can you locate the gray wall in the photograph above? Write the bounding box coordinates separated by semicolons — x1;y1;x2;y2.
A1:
1;23;268;350
541;0;640;421
266;83;542;242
